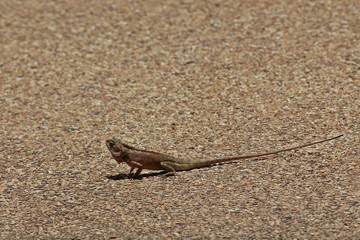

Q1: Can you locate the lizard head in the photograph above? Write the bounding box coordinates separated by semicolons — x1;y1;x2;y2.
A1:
106;138;123;157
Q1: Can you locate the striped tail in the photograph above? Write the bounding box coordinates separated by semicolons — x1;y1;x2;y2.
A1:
188;134;343;168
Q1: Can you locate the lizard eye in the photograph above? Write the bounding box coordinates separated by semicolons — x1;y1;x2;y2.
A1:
106;140;116;150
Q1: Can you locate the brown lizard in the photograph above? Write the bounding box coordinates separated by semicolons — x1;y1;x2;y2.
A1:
105;134;342;178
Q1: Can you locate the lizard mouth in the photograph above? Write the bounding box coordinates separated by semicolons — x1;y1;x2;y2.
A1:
111;151;121;157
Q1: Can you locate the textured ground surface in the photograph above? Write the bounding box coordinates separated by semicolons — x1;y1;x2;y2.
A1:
1;0;359;239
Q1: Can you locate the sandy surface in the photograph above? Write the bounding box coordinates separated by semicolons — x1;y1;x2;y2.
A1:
1;0;359;239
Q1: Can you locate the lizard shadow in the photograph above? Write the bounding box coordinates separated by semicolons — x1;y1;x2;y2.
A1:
106;171;167;180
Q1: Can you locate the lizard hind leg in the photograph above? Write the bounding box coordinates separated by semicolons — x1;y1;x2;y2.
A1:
160;161;177;176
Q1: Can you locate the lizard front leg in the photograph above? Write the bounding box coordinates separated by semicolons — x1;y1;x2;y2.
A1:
126;161;143;178
133;168;143;178
128;167;135;177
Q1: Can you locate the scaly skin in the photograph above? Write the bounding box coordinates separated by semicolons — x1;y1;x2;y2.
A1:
105;134;343;178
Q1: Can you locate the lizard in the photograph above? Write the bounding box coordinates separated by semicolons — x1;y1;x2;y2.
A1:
105;134;343;178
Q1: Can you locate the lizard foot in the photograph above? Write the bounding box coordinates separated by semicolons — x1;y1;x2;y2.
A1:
163;172;177;178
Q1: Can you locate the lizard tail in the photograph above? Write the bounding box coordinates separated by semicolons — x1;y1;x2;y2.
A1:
189;134;343;168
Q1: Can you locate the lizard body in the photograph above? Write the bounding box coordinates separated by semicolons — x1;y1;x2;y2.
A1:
105;134;342;178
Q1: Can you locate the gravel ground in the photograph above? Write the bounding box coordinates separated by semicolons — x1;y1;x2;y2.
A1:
1;0;359;239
